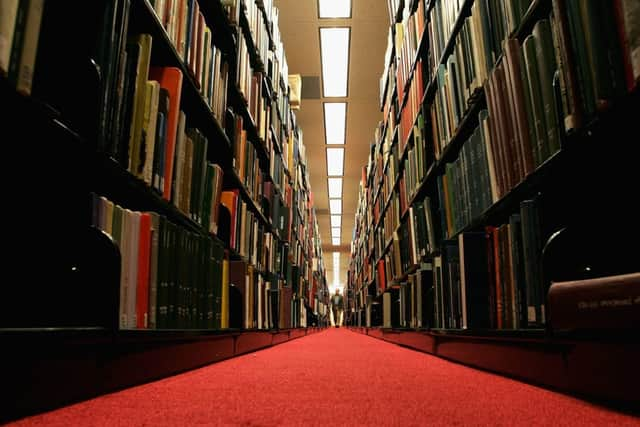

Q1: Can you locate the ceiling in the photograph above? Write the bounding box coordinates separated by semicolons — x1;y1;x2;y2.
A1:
274;0;388;289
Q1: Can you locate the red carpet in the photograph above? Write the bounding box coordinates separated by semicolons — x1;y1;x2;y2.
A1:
7;328;638;426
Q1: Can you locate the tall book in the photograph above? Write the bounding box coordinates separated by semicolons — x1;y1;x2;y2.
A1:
148;66;183;201
0;0;20;76
142;80;160;185
615;0;640;91
148;213;162;329
136;212;152;328
458;232;491;329
6;0;29;88
14;0;44;95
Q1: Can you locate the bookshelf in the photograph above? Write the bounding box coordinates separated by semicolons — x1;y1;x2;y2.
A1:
347;0;639;405
0;0;329;421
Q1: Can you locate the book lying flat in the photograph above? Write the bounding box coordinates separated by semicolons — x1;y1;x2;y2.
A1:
547;272;640;332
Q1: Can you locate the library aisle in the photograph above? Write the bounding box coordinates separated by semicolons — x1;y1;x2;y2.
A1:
8;329;638;426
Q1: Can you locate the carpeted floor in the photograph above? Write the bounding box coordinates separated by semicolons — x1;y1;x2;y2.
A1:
7;328;639;426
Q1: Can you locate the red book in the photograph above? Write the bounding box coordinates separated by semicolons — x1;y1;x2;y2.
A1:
220;190;239;249
548;272;640;332
136;213;152;328
377;260;386;292
148;67;183;201
613;0;637;92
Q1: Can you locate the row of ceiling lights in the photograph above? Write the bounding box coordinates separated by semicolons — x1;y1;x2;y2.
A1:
318;0;352;290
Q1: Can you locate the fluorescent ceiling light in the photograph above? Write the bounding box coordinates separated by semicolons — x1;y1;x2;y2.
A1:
328;177;343;198
324;103;346;144
326;148;344;176
330;214;341;228
319;0;351;18
332;236;340;245
329;199;342;215
332;227;341;238
320;27;350;97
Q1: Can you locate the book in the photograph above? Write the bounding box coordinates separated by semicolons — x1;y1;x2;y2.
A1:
148;213;161;329
127;34;152;175
548;272;640;332
148;66;183;201
617;0;640;91
6;0;29;87
141;80;160;185
14;0;44;95
0;0;20;76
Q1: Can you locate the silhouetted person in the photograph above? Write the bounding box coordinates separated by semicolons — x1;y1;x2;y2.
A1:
331;288;344;328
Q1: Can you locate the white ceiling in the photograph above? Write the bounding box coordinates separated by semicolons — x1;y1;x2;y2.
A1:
274;0;388;288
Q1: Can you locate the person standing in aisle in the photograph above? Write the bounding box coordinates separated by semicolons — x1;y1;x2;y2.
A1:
331;288;344;327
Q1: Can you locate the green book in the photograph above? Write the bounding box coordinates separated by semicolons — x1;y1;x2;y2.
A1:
566;0;595;119
148;213;161;329
533;19;561;156
201;163;214;230
522;35;546;166
518;40;539;169
212;238;224;329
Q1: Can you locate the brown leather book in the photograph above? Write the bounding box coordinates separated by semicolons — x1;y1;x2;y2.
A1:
548;272;640;332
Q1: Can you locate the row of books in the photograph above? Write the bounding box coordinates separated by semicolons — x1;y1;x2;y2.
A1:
149;0;230;125
136;0;329;319
351;0;439;310
226;0;329;310
345;1;527;324
399;58;426;150
244;0;332;318
552;0;639;131
435;113;493;237
91;193;227;329
225;0;291;147
374;194;438;289
428;0;531;95
380;196;544;330
145;0;296;256
92;192;318;330
395;0;427;108
242;0;270;70
104;33;228;206
430;198;545;329
230;113;265;206
389;264;434;328
236;30;269;141
226;0;327;310
5;0;331;327
403;113;434;202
